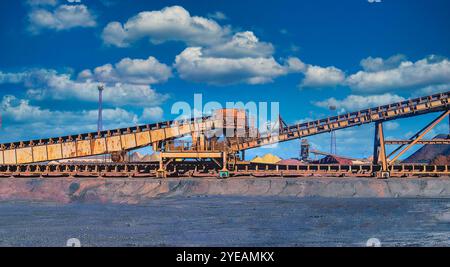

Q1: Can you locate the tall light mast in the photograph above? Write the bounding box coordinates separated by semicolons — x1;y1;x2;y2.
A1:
97;85;104;132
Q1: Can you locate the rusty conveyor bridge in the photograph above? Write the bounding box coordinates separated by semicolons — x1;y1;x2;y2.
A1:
1;91;450;178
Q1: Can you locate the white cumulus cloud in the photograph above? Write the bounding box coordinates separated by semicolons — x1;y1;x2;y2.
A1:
203;31;274;59
207;11;228;20
360;54;406;72
347;55;450;93
28;4;96;33
174;47;300;85
295;55;450;95
0;69;167;107
78;56;172;85
100;5;308;86
141;107;164;121
102;5;229;47
413;84;450;96
0;95;163;142
313;93;405;111
301;65;346;88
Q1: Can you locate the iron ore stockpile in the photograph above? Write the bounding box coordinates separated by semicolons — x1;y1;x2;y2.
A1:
1;91;450;180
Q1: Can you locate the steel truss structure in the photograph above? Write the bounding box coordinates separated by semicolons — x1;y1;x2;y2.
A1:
1;91;450;178
0;162;447;178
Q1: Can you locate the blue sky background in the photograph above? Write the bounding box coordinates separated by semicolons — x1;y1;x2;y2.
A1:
1;0;449;160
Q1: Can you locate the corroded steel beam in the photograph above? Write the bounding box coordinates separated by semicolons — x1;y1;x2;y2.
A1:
1;91;449;167
390;110;450;163
0;117;216;165
385;139;450;145
160;152;223;158
0;162;448;178
231;91;450;151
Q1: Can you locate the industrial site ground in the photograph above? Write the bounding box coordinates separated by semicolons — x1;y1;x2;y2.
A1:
1;176;450;247
1;196;450;247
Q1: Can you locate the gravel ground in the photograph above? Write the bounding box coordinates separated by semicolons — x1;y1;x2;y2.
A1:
0;196;450;247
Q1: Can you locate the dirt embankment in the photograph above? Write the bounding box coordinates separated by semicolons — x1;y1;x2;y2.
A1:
1;177;450;204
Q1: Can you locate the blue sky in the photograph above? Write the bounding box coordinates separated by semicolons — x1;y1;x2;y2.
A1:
0;0;449;159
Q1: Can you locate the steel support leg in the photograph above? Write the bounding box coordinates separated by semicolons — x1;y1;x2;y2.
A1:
373;122;389;178
219;152;229;178
157;154;166;178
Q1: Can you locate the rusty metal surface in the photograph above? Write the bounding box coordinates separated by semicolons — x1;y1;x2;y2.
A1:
0;116;215;165
385;139;450;145
231;91;450;151
0;162;448;178
0;91;449;178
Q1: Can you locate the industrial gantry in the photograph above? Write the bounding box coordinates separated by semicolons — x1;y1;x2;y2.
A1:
1;91;450;178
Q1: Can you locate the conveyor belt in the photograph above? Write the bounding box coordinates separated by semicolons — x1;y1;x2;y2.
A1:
231;91;450;152
0;116;214;164
1;91;449;167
